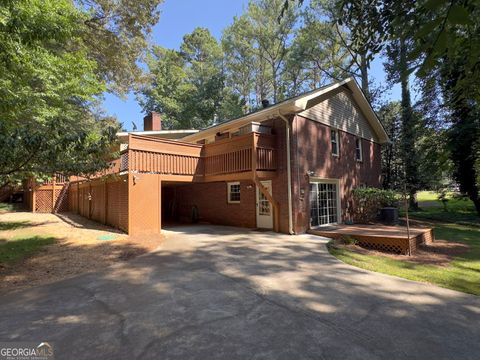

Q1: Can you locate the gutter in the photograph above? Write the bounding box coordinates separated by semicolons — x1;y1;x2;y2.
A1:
278;112;294;235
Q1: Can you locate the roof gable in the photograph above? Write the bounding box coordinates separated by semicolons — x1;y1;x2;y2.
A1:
183;78;389;144
299;87;379;142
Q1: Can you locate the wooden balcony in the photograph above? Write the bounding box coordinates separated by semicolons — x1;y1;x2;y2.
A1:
202;132;276;182
122;133;276;182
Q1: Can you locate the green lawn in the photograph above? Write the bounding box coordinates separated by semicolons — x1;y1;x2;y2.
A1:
0;235;56;265
408;191;479;225
0;218;57;265
0;203;15;213
0;220;32;231
0;202;24;213
416;191;441;202
329;191;480;296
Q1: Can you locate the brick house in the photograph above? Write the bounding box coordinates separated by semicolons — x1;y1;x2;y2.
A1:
31;78;389;235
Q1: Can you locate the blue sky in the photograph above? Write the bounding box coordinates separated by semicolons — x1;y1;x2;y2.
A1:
103;0;399;131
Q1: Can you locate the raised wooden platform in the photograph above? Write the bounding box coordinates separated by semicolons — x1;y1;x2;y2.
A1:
309;224;434;255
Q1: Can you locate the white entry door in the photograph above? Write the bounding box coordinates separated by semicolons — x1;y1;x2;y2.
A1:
256;180;273;229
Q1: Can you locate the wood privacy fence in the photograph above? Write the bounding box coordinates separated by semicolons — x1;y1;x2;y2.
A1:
24;176;69;213
68;175;128;232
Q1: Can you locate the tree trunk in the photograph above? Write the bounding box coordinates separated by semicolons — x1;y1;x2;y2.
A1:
359;52;370;101
398;37;419;211
272;63;277;104
474;198;480;216
384;144;392;189
441;59;480;218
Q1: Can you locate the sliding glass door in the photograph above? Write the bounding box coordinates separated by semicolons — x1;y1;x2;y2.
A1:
309;181;339;227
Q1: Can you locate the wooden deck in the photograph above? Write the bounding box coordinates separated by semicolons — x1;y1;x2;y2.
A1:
122;132;276;183
309;224;434;255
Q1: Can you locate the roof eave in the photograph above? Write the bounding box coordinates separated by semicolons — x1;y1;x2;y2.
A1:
182;102;303;142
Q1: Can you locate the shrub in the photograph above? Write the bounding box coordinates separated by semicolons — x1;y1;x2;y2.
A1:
352;187;399;223
341;235;357;245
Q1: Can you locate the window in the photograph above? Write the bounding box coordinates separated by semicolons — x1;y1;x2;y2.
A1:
331;129;339;156
227;182;241;203
355;137;363;162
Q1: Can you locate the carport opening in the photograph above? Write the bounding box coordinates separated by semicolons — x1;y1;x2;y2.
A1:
161;180;257;231
161;182;200;229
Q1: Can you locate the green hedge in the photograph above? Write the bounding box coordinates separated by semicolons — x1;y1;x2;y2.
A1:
352;187;399;223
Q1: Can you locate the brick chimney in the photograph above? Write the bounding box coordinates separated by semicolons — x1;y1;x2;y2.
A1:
143;111;162;131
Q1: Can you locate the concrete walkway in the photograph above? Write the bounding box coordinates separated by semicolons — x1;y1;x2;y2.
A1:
0;225;479;359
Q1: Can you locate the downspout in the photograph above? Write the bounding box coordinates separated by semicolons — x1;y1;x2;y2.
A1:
278;112;294;235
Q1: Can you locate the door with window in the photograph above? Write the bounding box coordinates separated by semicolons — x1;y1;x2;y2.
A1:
309;180;340;227
256;180;273;229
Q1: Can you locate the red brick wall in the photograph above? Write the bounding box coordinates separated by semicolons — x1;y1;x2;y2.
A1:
164;180;257;228
261;117;291;233
291;115;382;233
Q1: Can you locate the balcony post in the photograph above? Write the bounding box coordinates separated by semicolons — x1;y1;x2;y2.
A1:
251;133;258;173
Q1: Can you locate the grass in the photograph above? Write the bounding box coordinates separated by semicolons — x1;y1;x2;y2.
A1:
416;191;442;202
407;191;479;225
0;203;15;213
0;235;56;265
329;223;480;295
329;190;480;296
0;221;32;231
0;218;57;265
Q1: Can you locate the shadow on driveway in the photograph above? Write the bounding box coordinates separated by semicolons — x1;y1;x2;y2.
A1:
0;224;478;360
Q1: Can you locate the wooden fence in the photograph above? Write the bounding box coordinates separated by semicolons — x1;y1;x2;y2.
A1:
24;176;69;213
68;175;128;232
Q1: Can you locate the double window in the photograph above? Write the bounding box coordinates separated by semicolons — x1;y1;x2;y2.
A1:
331;129;339;156
227;182;241;203
331;129;364;162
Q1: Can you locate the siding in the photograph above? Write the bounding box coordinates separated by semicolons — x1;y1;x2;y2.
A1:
298;88;379;142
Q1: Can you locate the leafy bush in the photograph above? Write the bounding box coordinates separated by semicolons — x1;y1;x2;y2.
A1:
341;235;358;245
352;187;399;223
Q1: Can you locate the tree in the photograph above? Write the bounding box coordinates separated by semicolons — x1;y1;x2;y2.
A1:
334;0;386;101
0;0;120;186
138;47;190;129
441;59;480;214
180;28;225;127
379;102;402;190
75;0;163;94
222;0;299;106
222;15;256;112
139;28;233;129
284;3;351;94
248;0;299;102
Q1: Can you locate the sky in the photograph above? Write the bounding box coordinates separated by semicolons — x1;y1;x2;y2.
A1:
102;0;400;132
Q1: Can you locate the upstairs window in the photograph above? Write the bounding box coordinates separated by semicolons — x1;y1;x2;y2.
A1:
227;182;241;203
355;137;363;162
331;129;339;156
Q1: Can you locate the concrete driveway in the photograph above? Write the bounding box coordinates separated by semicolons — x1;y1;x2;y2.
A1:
0;225;479;359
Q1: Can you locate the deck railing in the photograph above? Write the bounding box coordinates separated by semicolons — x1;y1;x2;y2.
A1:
127;135;203;176
129;150;201;175
256;147;276;171
121;132;276;179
